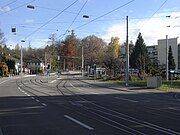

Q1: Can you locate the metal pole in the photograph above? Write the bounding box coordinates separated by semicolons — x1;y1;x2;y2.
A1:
82;46;84;77
20;45;23;76
58;55;60;78
166;35;168;81
63;59;65;71
125;16;129;86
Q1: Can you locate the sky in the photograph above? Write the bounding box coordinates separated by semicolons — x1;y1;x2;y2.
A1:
0;0;180;48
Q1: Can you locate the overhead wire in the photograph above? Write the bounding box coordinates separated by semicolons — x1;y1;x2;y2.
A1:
0;0;36;15
0;0;18;8
3;16;170;26
138;0;168;33
24;0;79;40
59;0;88;39
73;0;135;30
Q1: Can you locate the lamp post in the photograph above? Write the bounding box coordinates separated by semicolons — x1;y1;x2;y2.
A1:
20;40;25;76
166;35;168;81
81;46;84;77
165;15;171;81
125;16;129;86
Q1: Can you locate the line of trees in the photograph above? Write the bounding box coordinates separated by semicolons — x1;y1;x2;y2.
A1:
0;27;176;79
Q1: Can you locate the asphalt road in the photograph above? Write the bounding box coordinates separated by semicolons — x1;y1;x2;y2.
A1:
0;74;180;135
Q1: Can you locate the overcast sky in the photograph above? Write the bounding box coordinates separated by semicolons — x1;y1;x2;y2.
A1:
0;0;180;48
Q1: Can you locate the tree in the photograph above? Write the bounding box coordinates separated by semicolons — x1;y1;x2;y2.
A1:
104;37;121;77
168;46;175;70
130;33;151;76
61;30;79;70
80;35;106;67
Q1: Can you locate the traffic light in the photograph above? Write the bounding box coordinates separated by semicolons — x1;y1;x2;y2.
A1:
12;27;16;33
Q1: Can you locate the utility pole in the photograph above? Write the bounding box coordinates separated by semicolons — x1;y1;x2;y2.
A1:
20;45;23;76
63;59;66;71
81;46;84;77
125;16;129;86
166;35;169;81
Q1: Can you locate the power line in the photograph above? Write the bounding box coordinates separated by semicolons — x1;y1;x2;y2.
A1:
0;0;36;15
1;0;18;8
59;0;88;38
138;0;168;32
74;0;135;30
19;25;59;31
24;0;79;40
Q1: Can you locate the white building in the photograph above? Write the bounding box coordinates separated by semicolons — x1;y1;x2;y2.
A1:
158;38;179;70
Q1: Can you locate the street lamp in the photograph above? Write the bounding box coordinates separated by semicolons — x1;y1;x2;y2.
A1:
27;5;35;9
83;15;89;18
20;40;25;76
165;15;171;81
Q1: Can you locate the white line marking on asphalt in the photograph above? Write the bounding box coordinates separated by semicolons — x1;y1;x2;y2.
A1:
168;107;180;111
36;99;40;102
0;79;10;85
115;97;139;103
90;92;99;94
50;80;56;83
42;103;47;106
31;97;35;100
64;115;94;130
0;127;3;135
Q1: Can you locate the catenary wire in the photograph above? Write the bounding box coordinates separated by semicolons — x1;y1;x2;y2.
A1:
0;0;18;8
73;0;135;30
59;0;88;39
0;0;36;15
24;0;79;40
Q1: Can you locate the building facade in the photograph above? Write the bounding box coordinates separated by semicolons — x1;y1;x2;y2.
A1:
147;45;158;66
158;38;179;70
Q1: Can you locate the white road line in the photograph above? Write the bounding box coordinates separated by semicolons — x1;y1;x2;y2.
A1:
41;103;47;106
0;79;10;85
50;80;57;83
115;97;138;103
36;99;40;102
168;107;180;111
64;115;94;130
31;97;35;100
90;92;99;94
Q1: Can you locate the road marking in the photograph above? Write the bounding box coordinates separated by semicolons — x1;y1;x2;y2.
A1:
115;97;138;103
0;79;10;85
0;127;3;135
168;107;180;111
41;103;47;106
50;80;56;83
31;97;35;100
36;99;40;102
64;115;94;130
90;92;99;94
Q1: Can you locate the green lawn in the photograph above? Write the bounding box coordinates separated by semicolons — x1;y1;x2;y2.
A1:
107;79;180;90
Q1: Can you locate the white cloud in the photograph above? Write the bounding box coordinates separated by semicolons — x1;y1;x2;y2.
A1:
101;11;180;45
0;6;11;12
